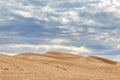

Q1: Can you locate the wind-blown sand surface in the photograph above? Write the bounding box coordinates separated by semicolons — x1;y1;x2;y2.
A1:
0;52;120;80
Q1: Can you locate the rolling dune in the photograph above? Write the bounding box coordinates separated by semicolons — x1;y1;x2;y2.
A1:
0;52;120;80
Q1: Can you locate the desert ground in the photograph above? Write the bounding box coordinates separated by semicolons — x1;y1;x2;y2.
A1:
0;52;120;80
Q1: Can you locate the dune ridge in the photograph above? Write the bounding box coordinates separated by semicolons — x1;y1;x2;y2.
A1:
0;52;120;80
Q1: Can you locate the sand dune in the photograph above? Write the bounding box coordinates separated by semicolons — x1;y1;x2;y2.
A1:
0;52;120;80
16;52;117;67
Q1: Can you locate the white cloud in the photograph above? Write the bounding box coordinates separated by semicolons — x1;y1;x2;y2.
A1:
71;46;92;53
116;45;120;49
0;18;4;22
62;11;79;20
112;56;120;62
96;0;120;16
0;52;17;56
105;55;120;62
1;0;119;26
14;10;32;17
7;44;92;54
50;38;70;44
61;17;69;24
0;0;120;61
88;28;96;33
41;6;55;13
91;32;120;48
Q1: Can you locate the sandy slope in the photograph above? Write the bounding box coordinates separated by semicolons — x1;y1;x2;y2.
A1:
0;52;120;80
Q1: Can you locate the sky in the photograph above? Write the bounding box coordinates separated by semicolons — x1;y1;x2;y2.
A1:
0;0;120;61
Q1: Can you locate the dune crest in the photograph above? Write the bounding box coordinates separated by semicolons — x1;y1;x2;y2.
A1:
0;52;120;80
87;56;117;65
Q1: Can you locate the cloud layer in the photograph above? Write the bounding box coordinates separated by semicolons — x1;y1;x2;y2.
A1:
0;0;120;61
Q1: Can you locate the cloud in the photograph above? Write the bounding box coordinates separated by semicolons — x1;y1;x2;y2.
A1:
14;10;33;18
6;44;92;54
0;0;120;61
0;52;17;56
111;56;120;62
41;6;55;13
116;45;120;49
93;32;120;48
49;38;70;44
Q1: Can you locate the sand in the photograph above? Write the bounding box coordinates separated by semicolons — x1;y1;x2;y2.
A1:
0;52;120;80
